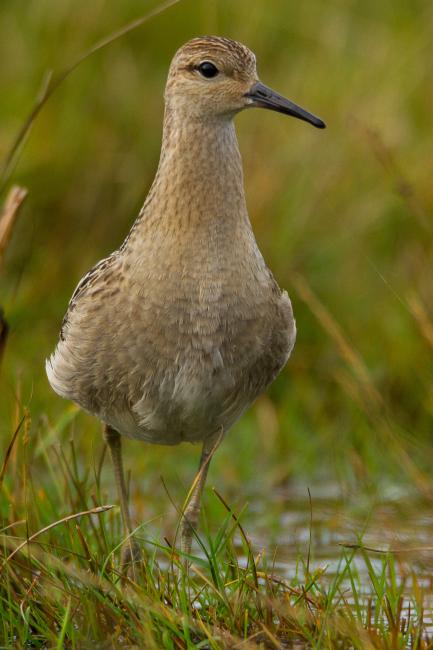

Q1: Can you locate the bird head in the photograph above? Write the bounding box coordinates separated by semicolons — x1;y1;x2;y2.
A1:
165;36;325;128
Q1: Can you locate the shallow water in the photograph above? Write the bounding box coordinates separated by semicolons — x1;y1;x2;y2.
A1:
235;480;433;638
245;481;433;569
140;477;433;644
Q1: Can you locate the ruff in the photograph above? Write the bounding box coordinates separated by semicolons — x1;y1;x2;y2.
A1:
47;36;325;561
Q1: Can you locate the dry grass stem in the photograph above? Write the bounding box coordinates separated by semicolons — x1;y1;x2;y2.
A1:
4;504;114;563
407;293;433;352
292;272;382;408
0;185;28;266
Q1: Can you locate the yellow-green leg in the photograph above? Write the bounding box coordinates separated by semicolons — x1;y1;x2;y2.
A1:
104;425;140;570
180;432;220;558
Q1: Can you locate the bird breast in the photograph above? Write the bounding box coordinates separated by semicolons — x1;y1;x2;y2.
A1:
47;222;295;445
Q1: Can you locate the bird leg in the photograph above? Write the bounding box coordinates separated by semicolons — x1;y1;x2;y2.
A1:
104;424;140;570
179;432;221;558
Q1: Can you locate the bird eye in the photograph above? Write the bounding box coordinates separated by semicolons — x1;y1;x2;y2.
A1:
197;61;219;79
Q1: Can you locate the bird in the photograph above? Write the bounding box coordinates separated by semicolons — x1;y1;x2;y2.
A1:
46;36;325;566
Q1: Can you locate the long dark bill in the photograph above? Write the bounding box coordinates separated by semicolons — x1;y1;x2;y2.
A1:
245;81;326;129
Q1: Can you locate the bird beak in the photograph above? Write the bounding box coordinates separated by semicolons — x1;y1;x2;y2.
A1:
245;81;326;129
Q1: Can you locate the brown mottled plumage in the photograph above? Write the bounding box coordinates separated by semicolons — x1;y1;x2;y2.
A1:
47;36;325;562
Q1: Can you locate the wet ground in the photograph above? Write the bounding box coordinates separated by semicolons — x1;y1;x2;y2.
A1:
238;480;433;637
135;475;433;642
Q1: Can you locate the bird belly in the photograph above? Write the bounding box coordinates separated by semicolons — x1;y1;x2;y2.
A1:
105;306;295;446
111;353;242;445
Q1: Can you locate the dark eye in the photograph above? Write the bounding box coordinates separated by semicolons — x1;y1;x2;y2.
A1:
197;61;219;79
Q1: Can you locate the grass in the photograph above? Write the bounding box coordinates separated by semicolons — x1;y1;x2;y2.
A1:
1;420;432;648
1;0;433;646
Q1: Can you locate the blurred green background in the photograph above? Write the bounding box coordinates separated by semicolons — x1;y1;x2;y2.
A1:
1;0;432;519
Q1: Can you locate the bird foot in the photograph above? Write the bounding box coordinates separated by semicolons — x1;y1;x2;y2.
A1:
120;538;141;572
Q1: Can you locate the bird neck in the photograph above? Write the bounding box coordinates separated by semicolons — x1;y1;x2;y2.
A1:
137;107;249;233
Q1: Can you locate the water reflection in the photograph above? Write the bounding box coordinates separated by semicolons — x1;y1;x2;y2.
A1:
236;481;433;637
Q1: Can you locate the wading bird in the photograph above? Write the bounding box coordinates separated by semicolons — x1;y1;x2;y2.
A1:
47;36;325;565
